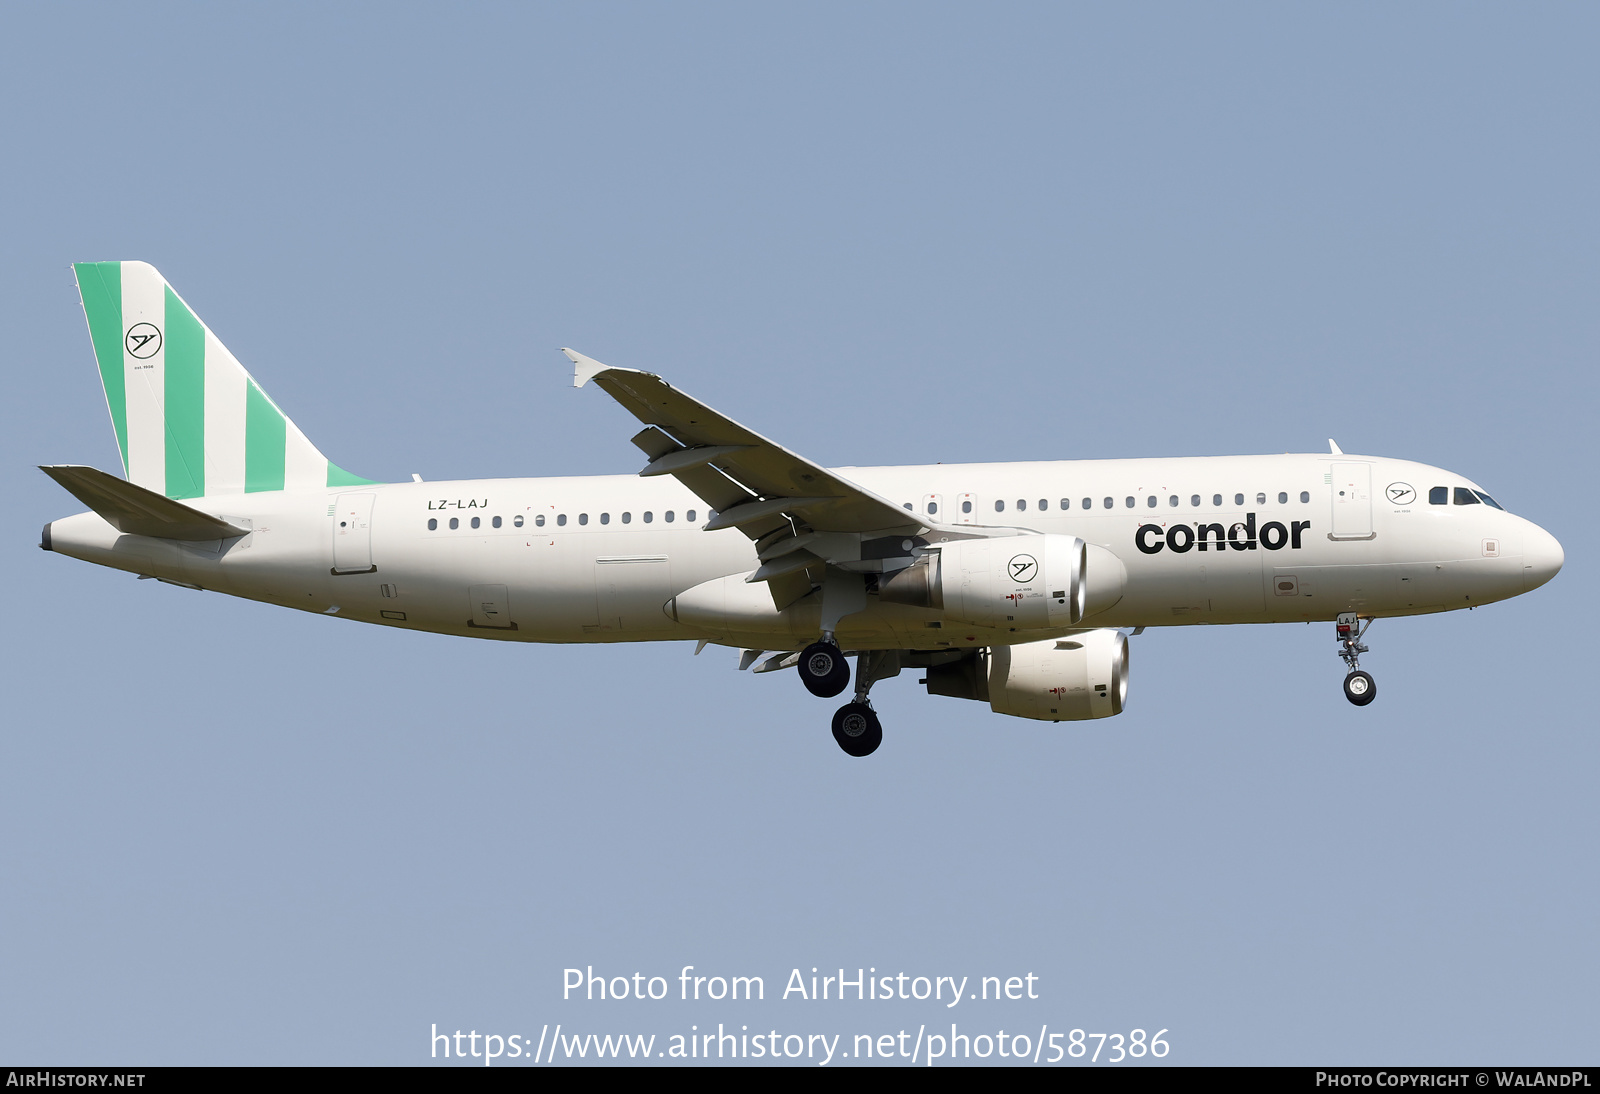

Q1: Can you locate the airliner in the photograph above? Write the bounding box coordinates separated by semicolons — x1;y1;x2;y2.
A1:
40;263;1564;756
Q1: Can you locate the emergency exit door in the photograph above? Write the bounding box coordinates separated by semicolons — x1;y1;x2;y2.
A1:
332;493;376;573
1329;463;1374;540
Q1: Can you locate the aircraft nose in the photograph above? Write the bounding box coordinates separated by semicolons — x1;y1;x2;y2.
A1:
1523;524;1564;592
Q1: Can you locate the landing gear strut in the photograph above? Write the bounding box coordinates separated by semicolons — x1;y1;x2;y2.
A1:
1336;612;1377;707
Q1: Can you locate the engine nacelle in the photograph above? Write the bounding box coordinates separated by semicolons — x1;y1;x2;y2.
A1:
880;535;1125;627
924;630;1129;721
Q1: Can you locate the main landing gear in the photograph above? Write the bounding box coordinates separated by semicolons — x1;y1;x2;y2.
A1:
798;637;851;698
808;645;899;757
1336;612;1377;707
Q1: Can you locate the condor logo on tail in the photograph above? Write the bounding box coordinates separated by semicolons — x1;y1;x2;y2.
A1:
1135;513;1311;555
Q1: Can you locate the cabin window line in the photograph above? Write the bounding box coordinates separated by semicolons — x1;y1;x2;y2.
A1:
427;518;437;530
1169;495;1179;507
1278;492;1288;504
449;517;459;530
643;511;653;523
688;510;698;522
995;500;1005;512
1059;498;1069;510
470;516;480;529
1300;491;1311;503
665;511;675;522
1103;497;1113;509
1212;494;1222;506
1016;499;1027;511
1147;495;1157;508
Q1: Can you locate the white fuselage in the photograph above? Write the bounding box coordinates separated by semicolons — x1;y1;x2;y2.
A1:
44;452;1564;651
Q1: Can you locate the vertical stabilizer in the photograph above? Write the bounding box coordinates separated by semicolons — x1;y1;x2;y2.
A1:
72;261;377;498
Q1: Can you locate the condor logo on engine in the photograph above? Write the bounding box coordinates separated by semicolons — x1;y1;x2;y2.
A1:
1134;514;1312;555
1008;554;1039;582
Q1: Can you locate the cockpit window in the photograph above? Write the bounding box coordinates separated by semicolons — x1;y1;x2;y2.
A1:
1429;487;1448;505
1474;490;1504;511
1453;487;1480;506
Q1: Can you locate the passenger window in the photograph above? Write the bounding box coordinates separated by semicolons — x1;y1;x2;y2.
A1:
1213;494;1222;506
1234;493;1244;506
665;511;675;522
1038;499;1047;511
494;515;503;528
1147;496;1157;508
643;511;653;523
903;502;912;510
471;516;480;529
427;518;437;531
557;514;567;526
1429;487;1448;505
1081;498;1091;510
622;512;631;524
687;510;697;522
1123;496;1133;508
1103;497;1113;509
1474;491;1504;510
1453;487;1480;506
995;500;1005;512
532;515;542;527
1016;499;1027;511
1257;493;1266;505
1059;498;1069;510
449;517;459;530
1278;492;1287;504
600;513;610;525
515;515;525;527
1300;491;1310;503
1169;495;1179;507
579;514;588;526
1191;495;1200;507
927;501;937;514
964;500;974;513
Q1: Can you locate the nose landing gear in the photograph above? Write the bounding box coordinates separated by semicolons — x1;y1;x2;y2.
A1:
1336;612;1377;706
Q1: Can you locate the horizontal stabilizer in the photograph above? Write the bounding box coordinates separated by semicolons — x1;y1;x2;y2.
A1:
40;465;249;541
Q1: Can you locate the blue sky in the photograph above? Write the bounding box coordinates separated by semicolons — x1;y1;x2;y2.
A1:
2;3;1595;1065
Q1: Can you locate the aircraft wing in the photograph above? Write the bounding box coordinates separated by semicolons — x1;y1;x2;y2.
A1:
565;349;924;538
565;349;929;607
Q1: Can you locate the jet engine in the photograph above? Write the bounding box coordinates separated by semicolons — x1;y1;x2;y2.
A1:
922;630;1129;721
879;534;1126;627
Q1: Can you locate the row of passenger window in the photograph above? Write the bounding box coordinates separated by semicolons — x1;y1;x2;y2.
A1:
1432;486;1502;509
426;509;701;531
912;491;1315;517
